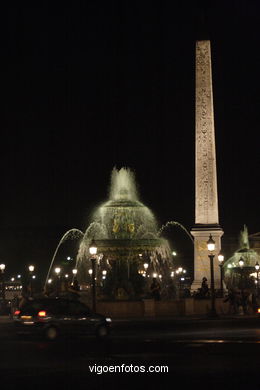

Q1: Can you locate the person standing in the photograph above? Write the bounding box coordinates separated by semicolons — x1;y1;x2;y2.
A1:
150;278;161;300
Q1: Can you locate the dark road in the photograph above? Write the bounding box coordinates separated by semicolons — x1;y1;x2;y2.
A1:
1;316;260;389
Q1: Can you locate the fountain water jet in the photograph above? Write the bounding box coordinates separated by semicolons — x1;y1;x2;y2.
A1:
44;228;84;290
158;221;194;244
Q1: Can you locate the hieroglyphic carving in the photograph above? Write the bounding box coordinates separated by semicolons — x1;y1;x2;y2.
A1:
195;41;219;224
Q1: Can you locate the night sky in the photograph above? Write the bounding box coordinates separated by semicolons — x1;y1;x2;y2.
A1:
2;1;260;281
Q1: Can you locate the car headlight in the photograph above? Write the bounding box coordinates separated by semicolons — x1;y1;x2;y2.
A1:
105;317;112;323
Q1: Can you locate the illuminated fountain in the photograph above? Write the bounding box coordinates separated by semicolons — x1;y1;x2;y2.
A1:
46;167;193;299
76;167;175;299
224;225;260;290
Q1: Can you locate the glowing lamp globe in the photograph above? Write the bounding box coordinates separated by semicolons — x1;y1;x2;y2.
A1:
218;254;224;264
89;240;97;256
207;235;215;252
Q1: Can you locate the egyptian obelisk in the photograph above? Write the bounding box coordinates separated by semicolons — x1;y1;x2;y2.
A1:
191;40;224;291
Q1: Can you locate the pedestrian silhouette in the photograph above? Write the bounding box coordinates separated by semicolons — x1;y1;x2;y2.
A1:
150;278;161;300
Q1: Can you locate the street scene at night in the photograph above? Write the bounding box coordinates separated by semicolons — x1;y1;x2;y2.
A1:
2;1;260;389
1;314;260;389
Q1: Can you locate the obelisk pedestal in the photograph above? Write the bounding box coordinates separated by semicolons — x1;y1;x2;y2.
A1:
191;40;224;292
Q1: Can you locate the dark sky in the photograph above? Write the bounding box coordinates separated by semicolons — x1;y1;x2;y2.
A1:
2;1;260;280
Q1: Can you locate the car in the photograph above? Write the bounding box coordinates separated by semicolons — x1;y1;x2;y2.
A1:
13;297;112;341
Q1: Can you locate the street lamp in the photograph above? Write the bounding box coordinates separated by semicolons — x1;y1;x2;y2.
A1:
207;234;217;317
218;253;224;297
143;263;149;271
54;267;61;275
239;257;245;292
89;239;97;312
255;261;259;297
54;267;61;296
0;264;6;301
28;265;35;297
176;267;186;297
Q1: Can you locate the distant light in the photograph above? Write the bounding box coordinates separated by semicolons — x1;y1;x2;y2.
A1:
172;251;177;256
67;256;72;261
65;274;69;278
48;279;52;284
88;269;93;275
102;270;107;275
32;275;36;279
227;264;232;269
11;277;15;282
143;263;149;270
152;273;157;278
0;264;5;272
17;275;21;279
54;267;61;275
239;258;244;268
72;269;77;275
28;265;35;272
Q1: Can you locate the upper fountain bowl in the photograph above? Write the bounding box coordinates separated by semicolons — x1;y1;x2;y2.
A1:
91;167;158;240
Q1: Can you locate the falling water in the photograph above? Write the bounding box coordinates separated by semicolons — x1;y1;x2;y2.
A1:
43;169;192;298
109;166;138;201
44;228;84;289
158;221;194;244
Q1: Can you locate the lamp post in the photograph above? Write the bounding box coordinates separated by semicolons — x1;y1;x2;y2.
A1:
72;268;78;282
238;257;245;292
54;267;61;297
89;239;97;312
28;265;35;298
0;264;6;301
207;234;217;317
176;267;186;297
218;254;224;297
255;261;259;297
